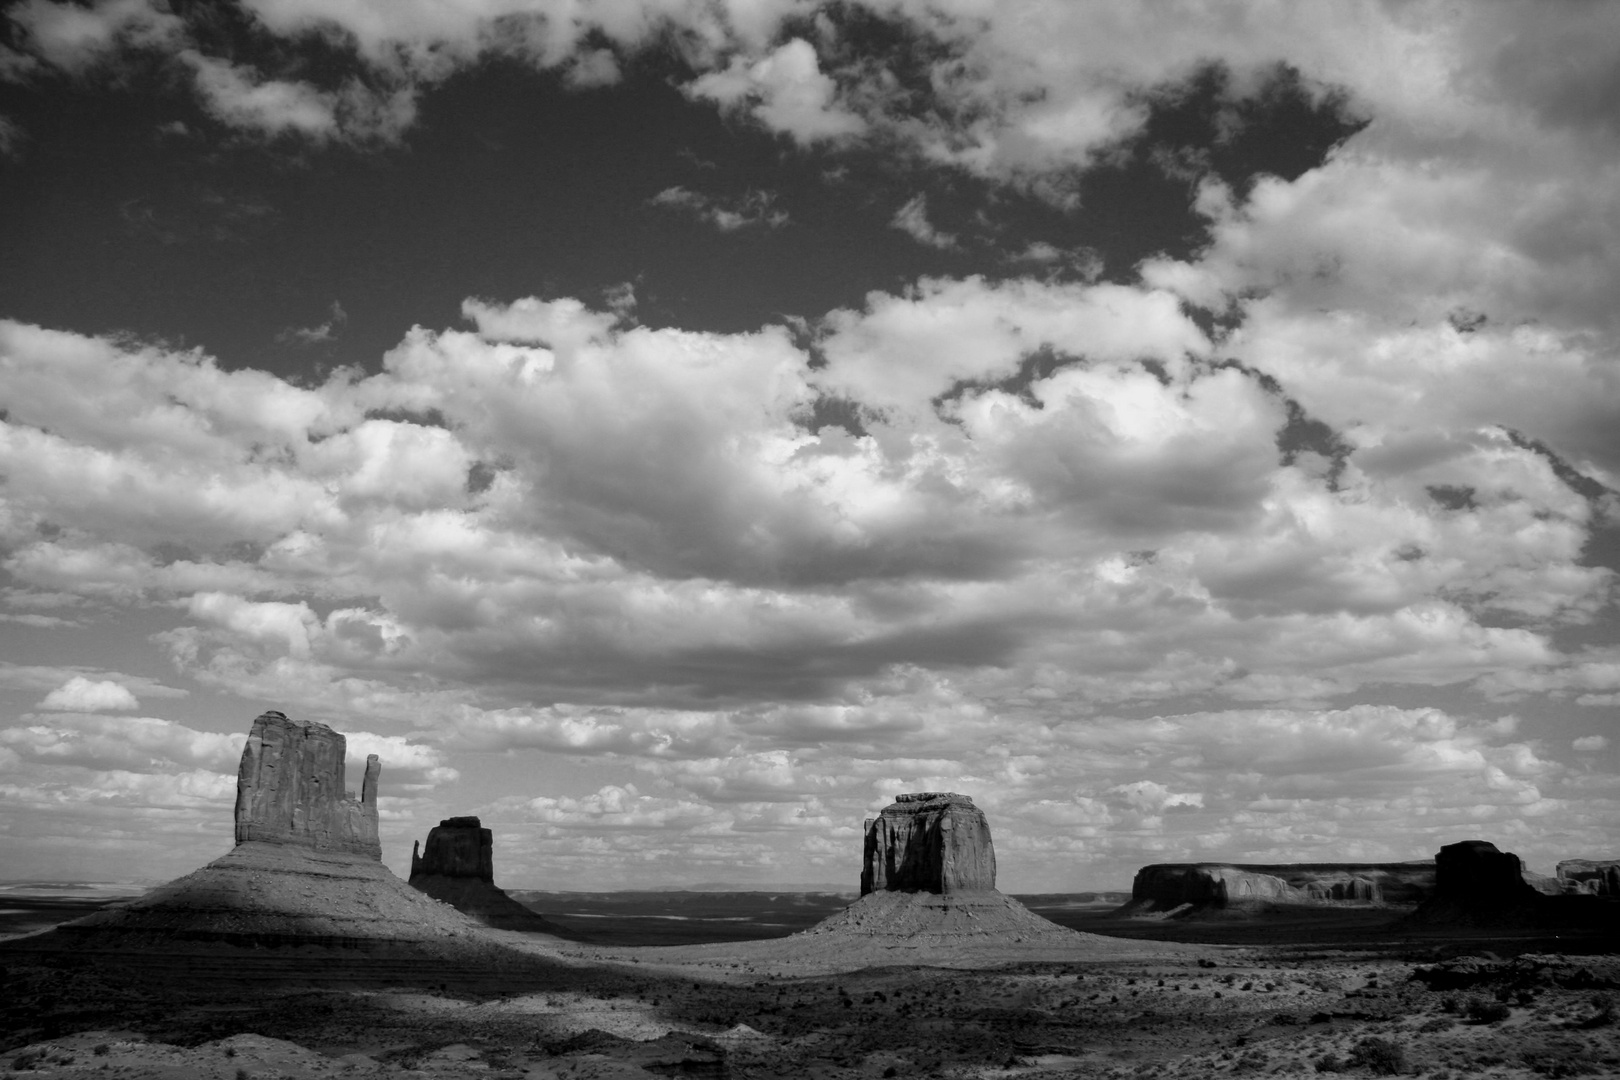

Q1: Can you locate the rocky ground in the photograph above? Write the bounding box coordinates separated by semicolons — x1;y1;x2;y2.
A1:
3;918;1618;1079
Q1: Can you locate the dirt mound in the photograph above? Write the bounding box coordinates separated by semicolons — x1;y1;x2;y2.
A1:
409;873;579;936
61;841;486;944
803;889;1080;944
2;842;587;988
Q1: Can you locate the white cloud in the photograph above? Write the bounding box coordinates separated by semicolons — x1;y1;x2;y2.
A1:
38;676;138;712
179;51;417;144
10;0;183;72
686;38;866;144
889;194;957;250
1574;735;1609;754
649;186;789;231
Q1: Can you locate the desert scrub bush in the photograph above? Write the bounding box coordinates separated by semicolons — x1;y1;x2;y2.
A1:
1347;1037;1407;1076
1467;997;1511;1023
1579;993;1616;1028
1313;1052;1345;1073
93;1043;110;1056
1419;1017;1452;1033
1439;995;1460;1013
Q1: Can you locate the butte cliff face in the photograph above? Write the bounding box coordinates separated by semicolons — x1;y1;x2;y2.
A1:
862;792;996;896
407;816;572;935
234;710;381;859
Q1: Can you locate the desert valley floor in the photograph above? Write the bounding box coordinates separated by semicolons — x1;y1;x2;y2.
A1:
3;891;1618;1080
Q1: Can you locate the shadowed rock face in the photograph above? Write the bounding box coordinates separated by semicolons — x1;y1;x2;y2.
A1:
1434;840;1539;908
411;816;493;882
1408;839;1618;928
861;792;995;896
234;711;380;860
408;815;575;935
1557;859;1620;897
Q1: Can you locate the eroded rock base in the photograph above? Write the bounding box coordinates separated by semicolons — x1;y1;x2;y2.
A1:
408;874;577;936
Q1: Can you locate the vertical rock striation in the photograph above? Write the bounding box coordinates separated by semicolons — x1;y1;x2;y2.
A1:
862;792;996;896
234;710;381;860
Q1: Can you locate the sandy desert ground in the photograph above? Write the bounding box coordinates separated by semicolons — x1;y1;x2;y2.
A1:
3;894;1618;1080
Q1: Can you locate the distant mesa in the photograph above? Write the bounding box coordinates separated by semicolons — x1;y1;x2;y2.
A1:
409;816;575;935
2;710;568;985
1409;839;1618;928
1557;859;1620;897
1120;861;1436;917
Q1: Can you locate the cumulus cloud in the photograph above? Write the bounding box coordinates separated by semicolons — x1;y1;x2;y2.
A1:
38;676;139;712
686;38;866;144
889;194;957;250
179;51;417;144
7;0;1620;883
8;0;183;72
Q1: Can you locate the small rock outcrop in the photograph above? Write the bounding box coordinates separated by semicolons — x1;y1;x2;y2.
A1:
235;710;381;859
408;816;572;935
1558;859;1620;897
862;792;996;896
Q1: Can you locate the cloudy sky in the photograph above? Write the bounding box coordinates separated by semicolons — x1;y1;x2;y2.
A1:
1;0;1617;892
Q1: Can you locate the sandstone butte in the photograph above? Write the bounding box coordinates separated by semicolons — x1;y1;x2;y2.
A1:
409;815;574;935
15;710;566;984
802;792;1089;945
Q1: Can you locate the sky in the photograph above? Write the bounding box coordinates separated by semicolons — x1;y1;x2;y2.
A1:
0;0;1617;893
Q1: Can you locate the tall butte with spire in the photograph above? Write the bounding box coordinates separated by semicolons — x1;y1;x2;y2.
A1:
17;711;565;984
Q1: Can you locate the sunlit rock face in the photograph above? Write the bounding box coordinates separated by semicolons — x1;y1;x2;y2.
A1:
1557;859;1620;897
411;816;494;882
861;792;996;896
234;710;381;859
